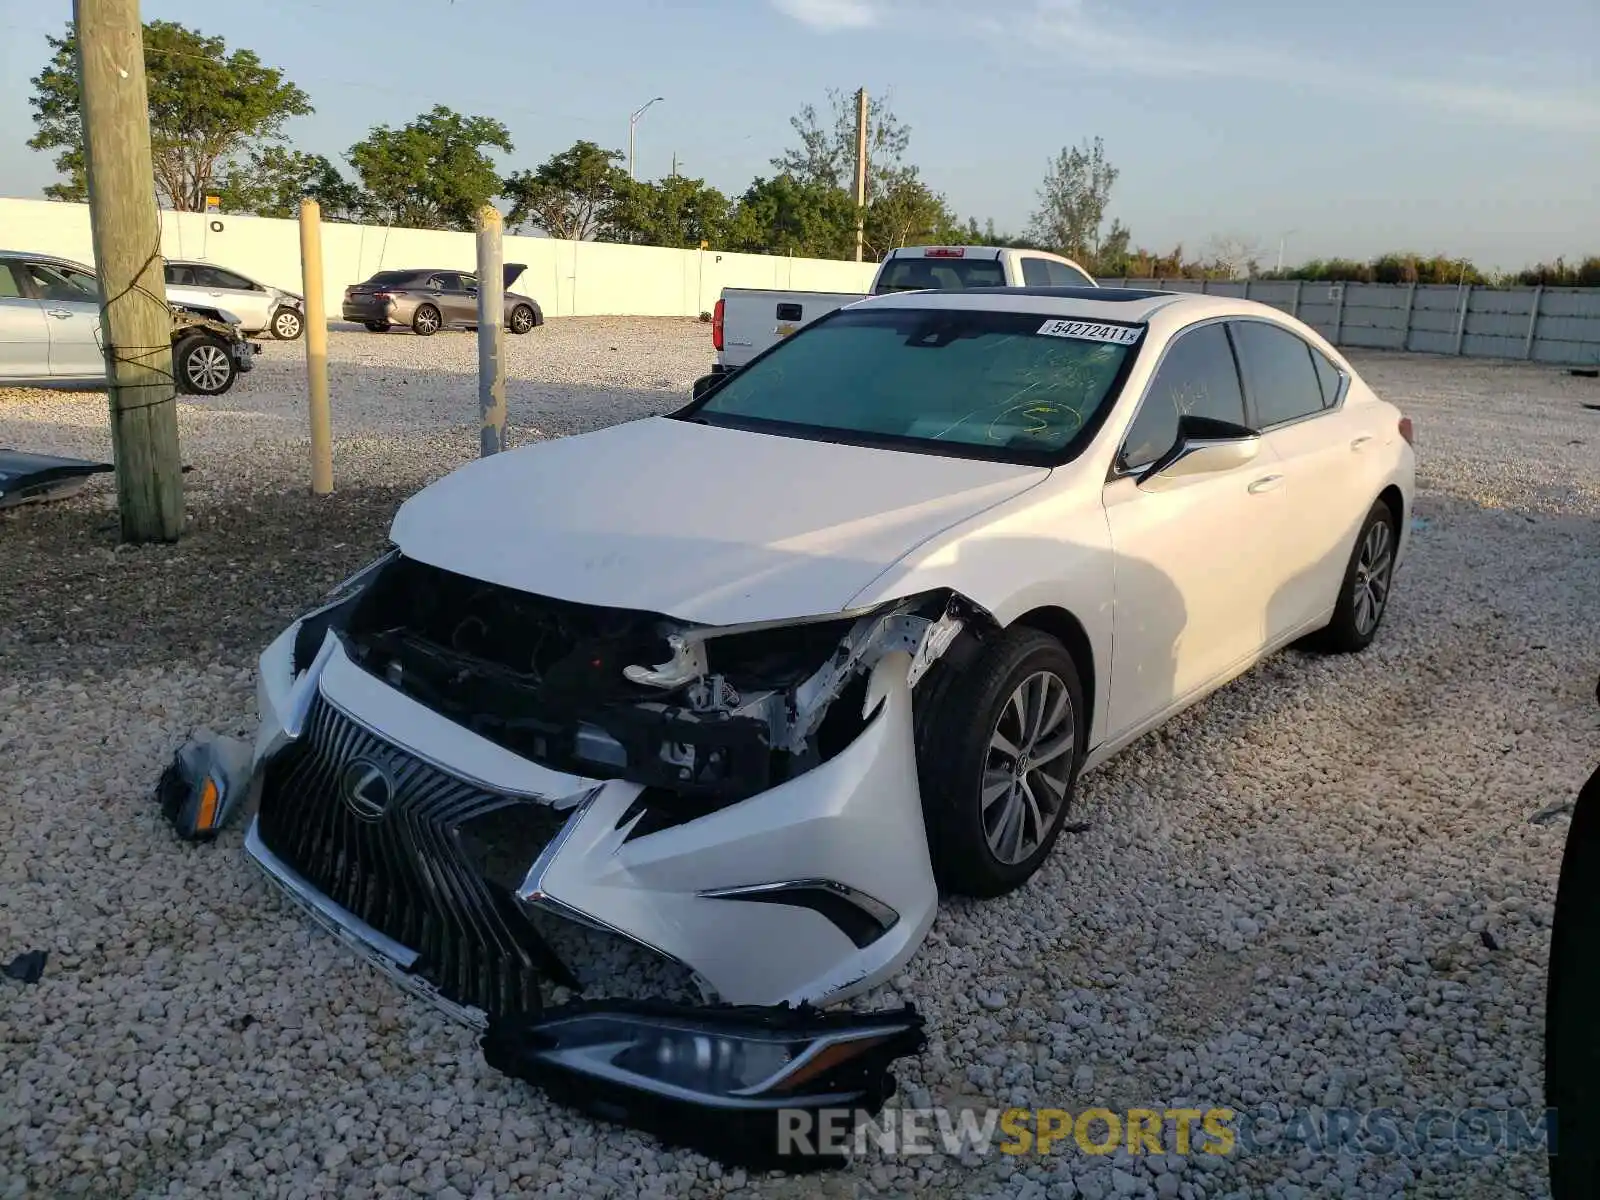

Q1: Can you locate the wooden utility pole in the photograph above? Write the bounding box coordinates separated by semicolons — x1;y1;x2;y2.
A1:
475;204;507;456
298;198;333;493
853;88;869;263
75;0;183;542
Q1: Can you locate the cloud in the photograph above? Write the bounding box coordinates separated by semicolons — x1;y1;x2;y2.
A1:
1019;0;1600;133
768;0;1599;132
770;0;882;31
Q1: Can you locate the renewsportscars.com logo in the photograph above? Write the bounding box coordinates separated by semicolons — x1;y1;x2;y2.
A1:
775;1105;1558;1160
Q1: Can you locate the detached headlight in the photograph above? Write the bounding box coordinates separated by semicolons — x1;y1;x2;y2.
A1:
482;999;925;1170
290;546;399;674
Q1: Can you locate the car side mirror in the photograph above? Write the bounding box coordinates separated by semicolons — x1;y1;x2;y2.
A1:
1137;414;1261;490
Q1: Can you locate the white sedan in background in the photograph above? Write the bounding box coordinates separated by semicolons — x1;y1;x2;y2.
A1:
240;285;1416;1041
164;259;305;340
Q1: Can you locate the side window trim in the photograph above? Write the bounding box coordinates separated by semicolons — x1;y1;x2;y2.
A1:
1109;316;1247;478
1229;316;1346;431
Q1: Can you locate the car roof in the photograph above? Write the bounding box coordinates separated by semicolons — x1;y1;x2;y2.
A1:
848;286;1288;326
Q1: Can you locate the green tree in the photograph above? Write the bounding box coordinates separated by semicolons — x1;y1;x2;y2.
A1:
220;147;367;220
773;87;915;201
727;175;858;259
501;140;625;240
348;105;513;231
864;171;961;258
1092;219;1133;275
27;19;312;209
1028;137;1120;262
607;174;732;248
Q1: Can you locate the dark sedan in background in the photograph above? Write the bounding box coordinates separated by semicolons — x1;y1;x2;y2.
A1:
341;264;543;336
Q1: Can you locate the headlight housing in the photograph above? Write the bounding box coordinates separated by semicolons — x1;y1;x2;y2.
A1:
482;999;926;1171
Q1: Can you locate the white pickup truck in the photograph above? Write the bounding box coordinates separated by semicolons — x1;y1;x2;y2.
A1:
708;245;1098;377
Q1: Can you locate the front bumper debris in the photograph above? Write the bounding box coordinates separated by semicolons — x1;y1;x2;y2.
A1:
236;548;957;1164
482;998;926;1172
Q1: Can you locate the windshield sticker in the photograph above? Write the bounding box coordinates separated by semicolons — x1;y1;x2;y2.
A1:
1035;319;1143;346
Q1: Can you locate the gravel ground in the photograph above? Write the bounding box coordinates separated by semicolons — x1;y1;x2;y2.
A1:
1;321;1596;1200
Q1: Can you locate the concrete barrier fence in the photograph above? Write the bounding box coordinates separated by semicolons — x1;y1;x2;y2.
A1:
0;197;877;320
5;198;1596;366
1099;276;1600;367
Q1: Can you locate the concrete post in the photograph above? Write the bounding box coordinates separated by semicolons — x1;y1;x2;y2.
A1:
476;204;507;456
299;198;332;494
1524;286;1543;360
1454;285;1473;355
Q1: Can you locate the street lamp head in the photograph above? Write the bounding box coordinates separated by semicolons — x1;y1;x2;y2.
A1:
631;96;665;123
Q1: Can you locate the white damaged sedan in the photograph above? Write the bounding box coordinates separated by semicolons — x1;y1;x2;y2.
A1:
243;286;1415;1031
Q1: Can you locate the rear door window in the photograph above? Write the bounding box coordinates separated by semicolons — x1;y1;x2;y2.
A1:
1021;257;1053;287
0;265;24;298
208;267;257;291
1118;323;1246;470
1230;320;1327;427
1045;259;1095;286
22;263;97;303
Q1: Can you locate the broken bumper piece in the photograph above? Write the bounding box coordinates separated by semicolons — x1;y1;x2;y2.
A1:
482;998;925;1172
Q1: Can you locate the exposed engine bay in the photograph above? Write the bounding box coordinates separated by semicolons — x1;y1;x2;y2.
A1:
319;551;972;805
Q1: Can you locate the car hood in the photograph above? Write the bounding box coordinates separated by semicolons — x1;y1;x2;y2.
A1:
504;262;527;291
389;417;1050;627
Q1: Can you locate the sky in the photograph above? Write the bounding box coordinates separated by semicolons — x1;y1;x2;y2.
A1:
0;0;1596;272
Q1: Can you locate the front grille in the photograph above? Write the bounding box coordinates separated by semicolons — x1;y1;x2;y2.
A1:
256;696;575;1016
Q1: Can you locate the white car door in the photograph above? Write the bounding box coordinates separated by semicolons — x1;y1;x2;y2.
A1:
1101;320;1292;740
1229;319;1371;639
21;261;105;380
0;262;52;379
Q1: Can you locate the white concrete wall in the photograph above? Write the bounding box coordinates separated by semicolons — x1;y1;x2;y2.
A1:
0;197;879;318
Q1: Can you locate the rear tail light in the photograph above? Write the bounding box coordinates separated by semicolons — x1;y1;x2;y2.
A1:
923;247;966;259
1398;416;1414;446
712;298;725;351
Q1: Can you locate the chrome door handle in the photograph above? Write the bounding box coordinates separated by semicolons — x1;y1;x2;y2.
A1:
1248;474;1284;494
1350;435;1374;451
46;309;73;319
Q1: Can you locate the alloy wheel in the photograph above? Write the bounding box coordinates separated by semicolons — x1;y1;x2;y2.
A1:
982;671;1075;865
415;307;440;334
273;309;302;339
185;343;231;392
1352;519;1394;636
511;306;533;333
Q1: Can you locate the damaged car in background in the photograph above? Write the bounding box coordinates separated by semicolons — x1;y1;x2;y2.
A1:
209;286;1415;1165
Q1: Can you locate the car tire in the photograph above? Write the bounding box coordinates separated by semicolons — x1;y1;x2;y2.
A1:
509;304;537;335
270;307;304;340
173;333;237;396
364;321;390;333
914;627;1085;898
1311;497;1398;654
412;305;441;336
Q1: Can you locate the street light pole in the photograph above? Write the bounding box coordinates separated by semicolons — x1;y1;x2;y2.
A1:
629;96;664;181
1276;229;1299;275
